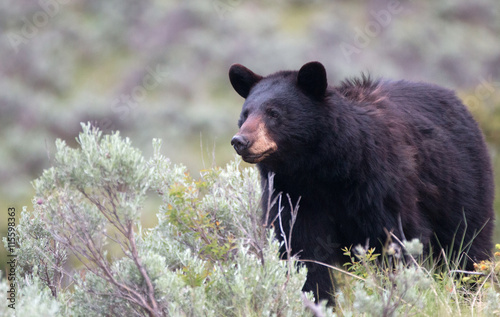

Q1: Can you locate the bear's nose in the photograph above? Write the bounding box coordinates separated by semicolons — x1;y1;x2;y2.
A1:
231;135;249;153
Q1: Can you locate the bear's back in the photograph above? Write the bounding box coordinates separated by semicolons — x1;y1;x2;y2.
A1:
333;76;494;267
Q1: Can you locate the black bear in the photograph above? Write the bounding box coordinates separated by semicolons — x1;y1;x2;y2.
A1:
229;61;495;303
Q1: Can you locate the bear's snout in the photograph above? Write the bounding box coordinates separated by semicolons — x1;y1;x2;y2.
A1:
231;134;249;154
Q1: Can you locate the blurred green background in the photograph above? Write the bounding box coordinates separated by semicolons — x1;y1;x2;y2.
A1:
1;0;499;266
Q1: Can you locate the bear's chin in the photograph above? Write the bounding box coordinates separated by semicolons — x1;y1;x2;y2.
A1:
241;154;266;164
240;146;277;164
241;152;273;164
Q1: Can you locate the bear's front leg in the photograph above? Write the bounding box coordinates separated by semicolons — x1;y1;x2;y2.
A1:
302;261;335;306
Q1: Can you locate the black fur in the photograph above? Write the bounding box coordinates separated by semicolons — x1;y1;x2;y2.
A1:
229;61;495;303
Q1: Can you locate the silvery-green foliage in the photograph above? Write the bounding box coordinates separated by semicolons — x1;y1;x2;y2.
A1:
26;123;162;315
0;281;10;316
69;271;137;317
403;238;424;257
3;205;67;297
32;122;152;245
484;288;500;316
15;273;63;317
0;271;62;317
17;124;315;316
205;234;310;317
349;263;432;316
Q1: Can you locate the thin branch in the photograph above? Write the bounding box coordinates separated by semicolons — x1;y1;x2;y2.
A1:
441;248;461;315
262;172;275;227
286;194;300;261
285;194;300;284
127;221;160;316
51;195;160;316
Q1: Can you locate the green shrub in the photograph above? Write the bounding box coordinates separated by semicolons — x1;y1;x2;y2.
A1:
5;123;316;317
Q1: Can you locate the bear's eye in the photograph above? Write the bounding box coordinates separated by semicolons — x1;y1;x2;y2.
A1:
266;108;280;119
241;110;249;120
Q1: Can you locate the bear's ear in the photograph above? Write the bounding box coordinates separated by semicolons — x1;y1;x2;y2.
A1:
297;61;328;98
229;64;263;99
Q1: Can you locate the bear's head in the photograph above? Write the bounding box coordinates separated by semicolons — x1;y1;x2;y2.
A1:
229;61;329;166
